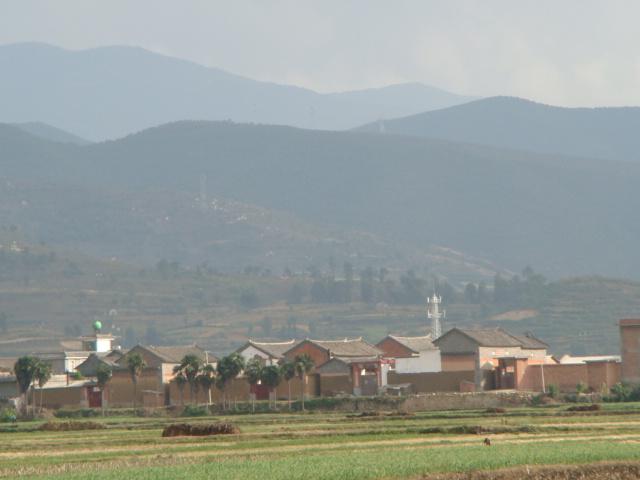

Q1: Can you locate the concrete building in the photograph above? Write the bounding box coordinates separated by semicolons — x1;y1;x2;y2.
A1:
376;335;441;373
235;339;298;366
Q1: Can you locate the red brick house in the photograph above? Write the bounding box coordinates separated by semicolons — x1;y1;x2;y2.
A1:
284;338;384;396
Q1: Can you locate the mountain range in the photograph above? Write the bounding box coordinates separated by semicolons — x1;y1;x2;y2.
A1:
357;96;640;163
0;43;475;141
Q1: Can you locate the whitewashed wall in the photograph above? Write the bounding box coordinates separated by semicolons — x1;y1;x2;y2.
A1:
395;350;441;373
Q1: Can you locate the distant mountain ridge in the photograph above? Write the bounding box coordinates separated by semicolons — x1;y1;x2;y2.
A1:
2;120;640;279
10;122;90;145
357;96;640;163
0;42;475;141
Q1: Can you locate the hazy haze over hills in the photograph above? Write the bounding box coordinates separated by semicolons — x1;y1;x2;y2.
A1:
0;43;475;141
357;97;640;163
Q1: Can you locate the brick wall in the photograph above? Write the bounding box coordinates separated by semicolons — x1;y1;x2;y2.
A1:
168;375;320;405
34;386;87;409
518;362;621;393
441;354;475;371
108;368;163;407
319;375;353;396
621;322;640;383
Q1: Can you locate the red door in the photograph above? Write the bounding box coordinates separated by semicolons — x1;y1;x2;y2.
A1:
88;387;102;408
252;384;270;400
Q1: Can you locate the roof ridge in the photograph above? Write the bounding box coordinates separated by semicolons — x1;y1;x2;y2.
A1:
389;334;432;339
249;339;296;345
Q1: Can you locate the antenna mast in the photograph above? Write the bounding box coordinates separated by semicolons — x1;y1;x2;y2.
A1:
427;293;444;339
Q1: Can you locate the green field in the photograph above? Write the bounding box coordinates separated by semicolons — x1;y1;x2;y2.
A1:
4;403;640;479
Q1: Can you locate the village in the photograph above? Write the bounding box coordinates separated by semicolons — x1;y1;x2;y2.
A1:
0;294;636;413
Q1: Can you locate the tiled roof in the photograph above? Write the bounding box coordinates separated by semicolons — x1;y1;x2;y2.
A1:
456;328;522;347
509;333;548;349
437;328;548;349
143;345;216;364
386;335;437;352
239;340;298;359
332;355;382;364
307;338;382;357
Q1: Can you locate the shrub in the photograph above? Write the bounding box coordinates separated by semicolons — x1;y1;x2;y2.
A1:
161;422;239;437
0;408;17;423
608;382;633;402
576;381;588;394
547;384;559;399
181;405;208;417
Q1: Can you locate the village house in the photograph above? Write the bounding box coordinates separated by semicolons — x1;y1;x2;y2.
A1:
376;335;441;373
76;350;124;377
33;323;119;374
110;344;216;408
434;327;550;389
284;338;384;396
235;339;298;366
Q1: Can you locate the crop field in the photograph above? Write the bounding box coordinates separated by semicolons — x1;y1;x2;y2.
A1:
4;403;640;479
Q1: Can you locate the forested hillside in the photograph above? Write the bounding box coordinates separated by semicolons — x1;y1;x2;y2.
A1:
3;120;640;278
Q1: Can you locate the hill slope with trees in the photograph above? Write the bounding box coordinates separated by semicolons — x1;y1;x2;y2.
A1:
2;121;640;279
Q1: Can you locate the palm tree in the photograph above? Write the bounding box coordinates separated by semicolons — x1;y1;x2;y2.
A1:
261;365;282;409
95;364;112;415
216;353;245;410
244;358;263;413
280;360;296;411
33;361;52;413
174;354;202;405
14;356;37;416
126;353;146;409
175;372;187;406
294;354;315;412
197;364;216;407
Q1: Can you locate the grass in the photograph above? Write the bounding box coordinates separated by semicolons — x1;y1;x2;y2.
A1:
3;404;640;479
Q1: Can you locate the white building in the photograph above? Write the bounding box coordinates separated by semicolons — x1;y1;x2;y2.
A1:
235;339;298;365
376;335;441;373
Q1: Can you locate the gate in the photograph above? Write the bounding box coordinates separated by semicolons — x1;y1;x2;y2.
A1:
87;387;102;408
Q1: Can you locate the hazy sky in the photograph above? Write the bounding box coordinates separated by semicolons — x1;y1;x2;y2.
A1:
2;0;640;106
